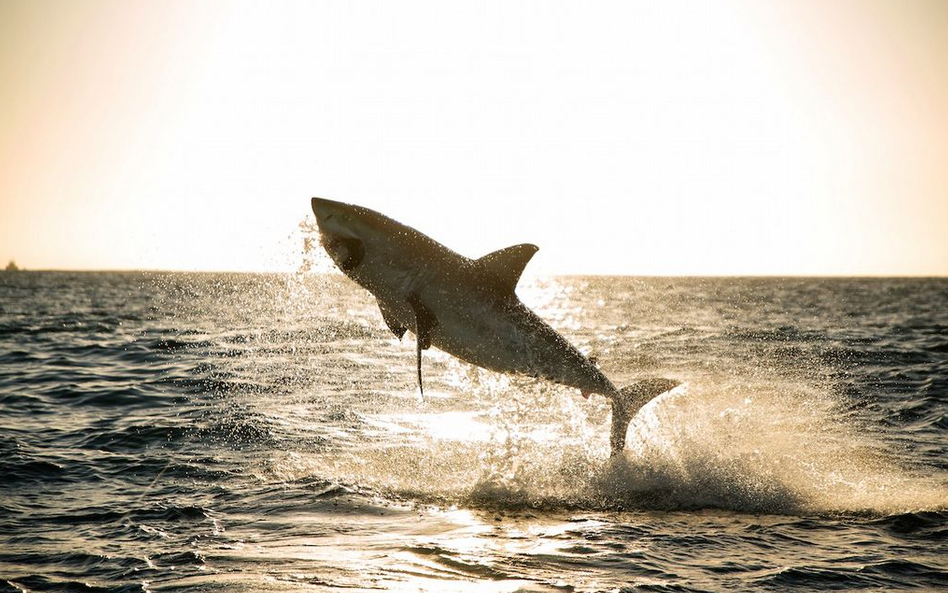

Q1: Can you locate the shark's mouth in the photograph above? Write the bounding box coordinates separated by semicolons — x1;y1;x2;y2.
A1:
322;235;365;273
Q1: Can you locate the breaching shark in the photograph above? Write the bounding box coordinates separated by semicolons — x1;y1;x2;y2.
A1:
310;197;679;456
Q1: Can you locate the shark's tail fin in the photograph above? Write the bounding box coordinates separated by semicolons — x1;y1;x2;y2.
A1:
610;378;681;456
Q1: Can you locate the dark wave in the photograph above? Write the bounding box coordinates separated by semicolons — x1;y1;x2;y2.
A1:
2;575;146;593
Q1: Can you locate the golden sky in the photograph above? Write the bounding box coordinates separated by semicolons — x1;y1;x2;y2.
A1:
1;0;946;275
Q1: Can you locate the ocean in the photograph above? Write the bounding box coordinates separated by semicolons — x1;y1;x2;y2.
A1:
1;271;946;592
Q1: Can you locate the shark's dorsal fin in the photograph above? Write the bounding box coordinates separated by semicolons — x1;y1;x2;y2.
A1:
377;300;406;340
475;243;539;294
407;293;437;396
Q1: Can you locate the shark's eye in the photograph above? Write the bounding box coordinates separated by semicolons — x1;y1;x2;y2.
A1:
330;237;365;272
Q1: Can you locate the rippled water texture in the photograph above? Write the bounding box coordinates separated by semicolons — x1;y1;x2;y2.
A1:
1;272;946;592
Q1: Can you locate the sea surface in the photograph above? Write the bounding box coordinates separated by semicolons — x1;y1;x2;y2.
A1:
1;271;946;592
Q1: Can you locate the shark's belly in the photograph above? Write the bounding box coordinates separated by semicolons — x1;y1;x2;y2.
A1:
429;299;614;395
432;305;537;374
363;272;615;395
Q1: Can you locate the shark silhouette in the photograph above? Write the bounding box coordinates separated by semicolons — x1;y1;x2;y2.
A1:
310;197;679;455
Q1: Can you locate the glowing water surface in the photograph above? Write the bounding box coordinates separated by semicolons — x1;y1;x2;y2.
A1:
1;271;946;592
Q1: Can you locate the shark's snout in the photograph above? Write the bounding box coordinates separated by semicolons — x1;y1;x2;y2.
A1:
311;197;357;238
311;197;344;224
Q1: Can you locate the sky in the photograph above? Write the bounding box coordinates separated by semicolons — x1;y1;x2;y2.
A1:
1;0;946;275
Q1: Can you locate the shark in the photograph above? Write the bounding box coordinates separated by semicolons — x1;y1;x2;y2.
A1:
310;197;679;455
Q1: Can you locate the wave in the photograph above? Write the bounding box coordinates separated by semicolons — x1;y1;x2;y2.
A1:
754;558;948;591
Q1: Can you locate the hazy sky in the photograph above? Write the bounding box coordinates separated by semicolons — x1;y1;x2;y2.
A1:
1;0;946;275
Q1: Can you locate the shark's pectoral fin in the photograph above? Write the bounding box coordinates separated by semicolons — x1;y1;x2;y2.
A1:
407;294;438;396
377;300;407;340
475;243;539;294
408;294;436;350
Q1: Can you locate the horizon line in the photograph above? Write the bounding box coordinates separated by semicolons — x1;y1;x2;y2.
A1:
4;266;947;279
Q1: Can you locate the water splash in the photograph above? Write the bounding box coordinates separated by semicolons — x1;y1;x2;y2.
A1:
255;367;947;517
616;379;948;515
